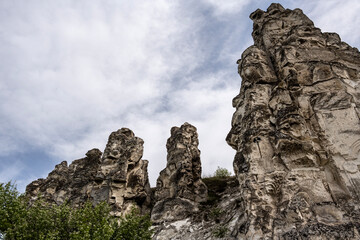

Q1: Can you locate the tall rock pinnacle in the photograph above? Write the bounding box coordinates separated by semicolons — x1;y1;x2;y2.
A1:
227;3;360;239
151;122;208;222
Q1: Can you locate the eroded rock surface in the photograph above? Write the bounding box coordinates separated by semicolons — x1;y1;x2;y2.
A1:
227;3;360;239
25;4;360;239
95;128;151;215
153;177;241;240
26;128;151;215
151;122;208;223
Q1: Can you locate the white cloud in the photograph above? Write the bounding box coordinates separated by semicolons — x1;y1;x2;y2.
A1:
1;0;359;190
0;0;229;187
0;1;204;154
201;0;251;16
295;0;360;47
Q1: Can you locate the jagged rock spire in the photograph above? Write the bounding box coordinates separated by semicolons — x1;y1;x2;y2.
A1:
94;128;151;215
227;3;360;239
151;122;208;222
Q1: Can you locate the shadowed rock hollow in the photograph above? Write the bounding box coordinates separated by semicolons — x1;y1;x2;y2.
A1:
26;3;360;239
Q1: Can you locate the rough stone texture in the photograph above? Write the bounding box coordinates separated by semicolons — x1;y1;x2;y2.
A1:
227;3;360;239
151;122;208;222
26;128;151;215
26;148;102;206
152;177;241;240
24;4;360;239
95;128;152;215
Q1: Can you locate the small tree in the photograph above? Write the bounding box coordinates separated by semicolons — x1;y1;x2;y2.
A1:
214;167;231;178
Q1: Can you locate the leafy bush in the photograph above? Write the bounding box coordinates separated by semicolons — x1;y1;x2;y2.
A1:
0;181;153;240
214;167;231;178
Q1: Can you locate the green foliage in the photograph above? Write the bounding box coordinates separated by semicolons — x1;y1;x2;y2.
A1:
112;207;153;240
0;181;153;240
212;225;228;238
209;207;223;219
214;167;231;178
202;173;235;206
0;182;26;239
67;201;115;240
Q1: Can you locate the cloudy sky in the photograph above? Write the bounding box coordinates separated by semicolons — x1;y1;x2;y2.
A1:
1;0;360;192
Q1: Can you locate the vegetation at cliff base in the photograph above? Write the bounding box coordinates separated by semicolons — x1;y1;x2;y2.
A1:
213;167;232;178
0;182;153;240
201;167;237;207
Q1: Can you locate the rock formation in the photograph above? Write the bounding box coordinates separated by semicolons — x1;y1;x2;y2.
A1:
151;122;208;222
152;176;241;240
26;148;102;206
152;124;244;239
227;3;360;239
26;128;151;215
24;3;360;239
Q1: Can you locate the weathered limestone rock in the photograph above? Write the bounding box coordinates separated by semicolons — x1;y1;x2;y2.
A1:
93;128;151;215
227;3;360;239
25;4;360;239
152;177;241;240
26;128;151;215
26;148;102;206
151;122;208;222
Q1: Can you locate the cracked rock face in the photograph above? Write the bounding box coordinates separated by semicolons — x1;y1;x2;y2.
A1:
151;122;208;222
227;3;360;239
26;128;151;215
